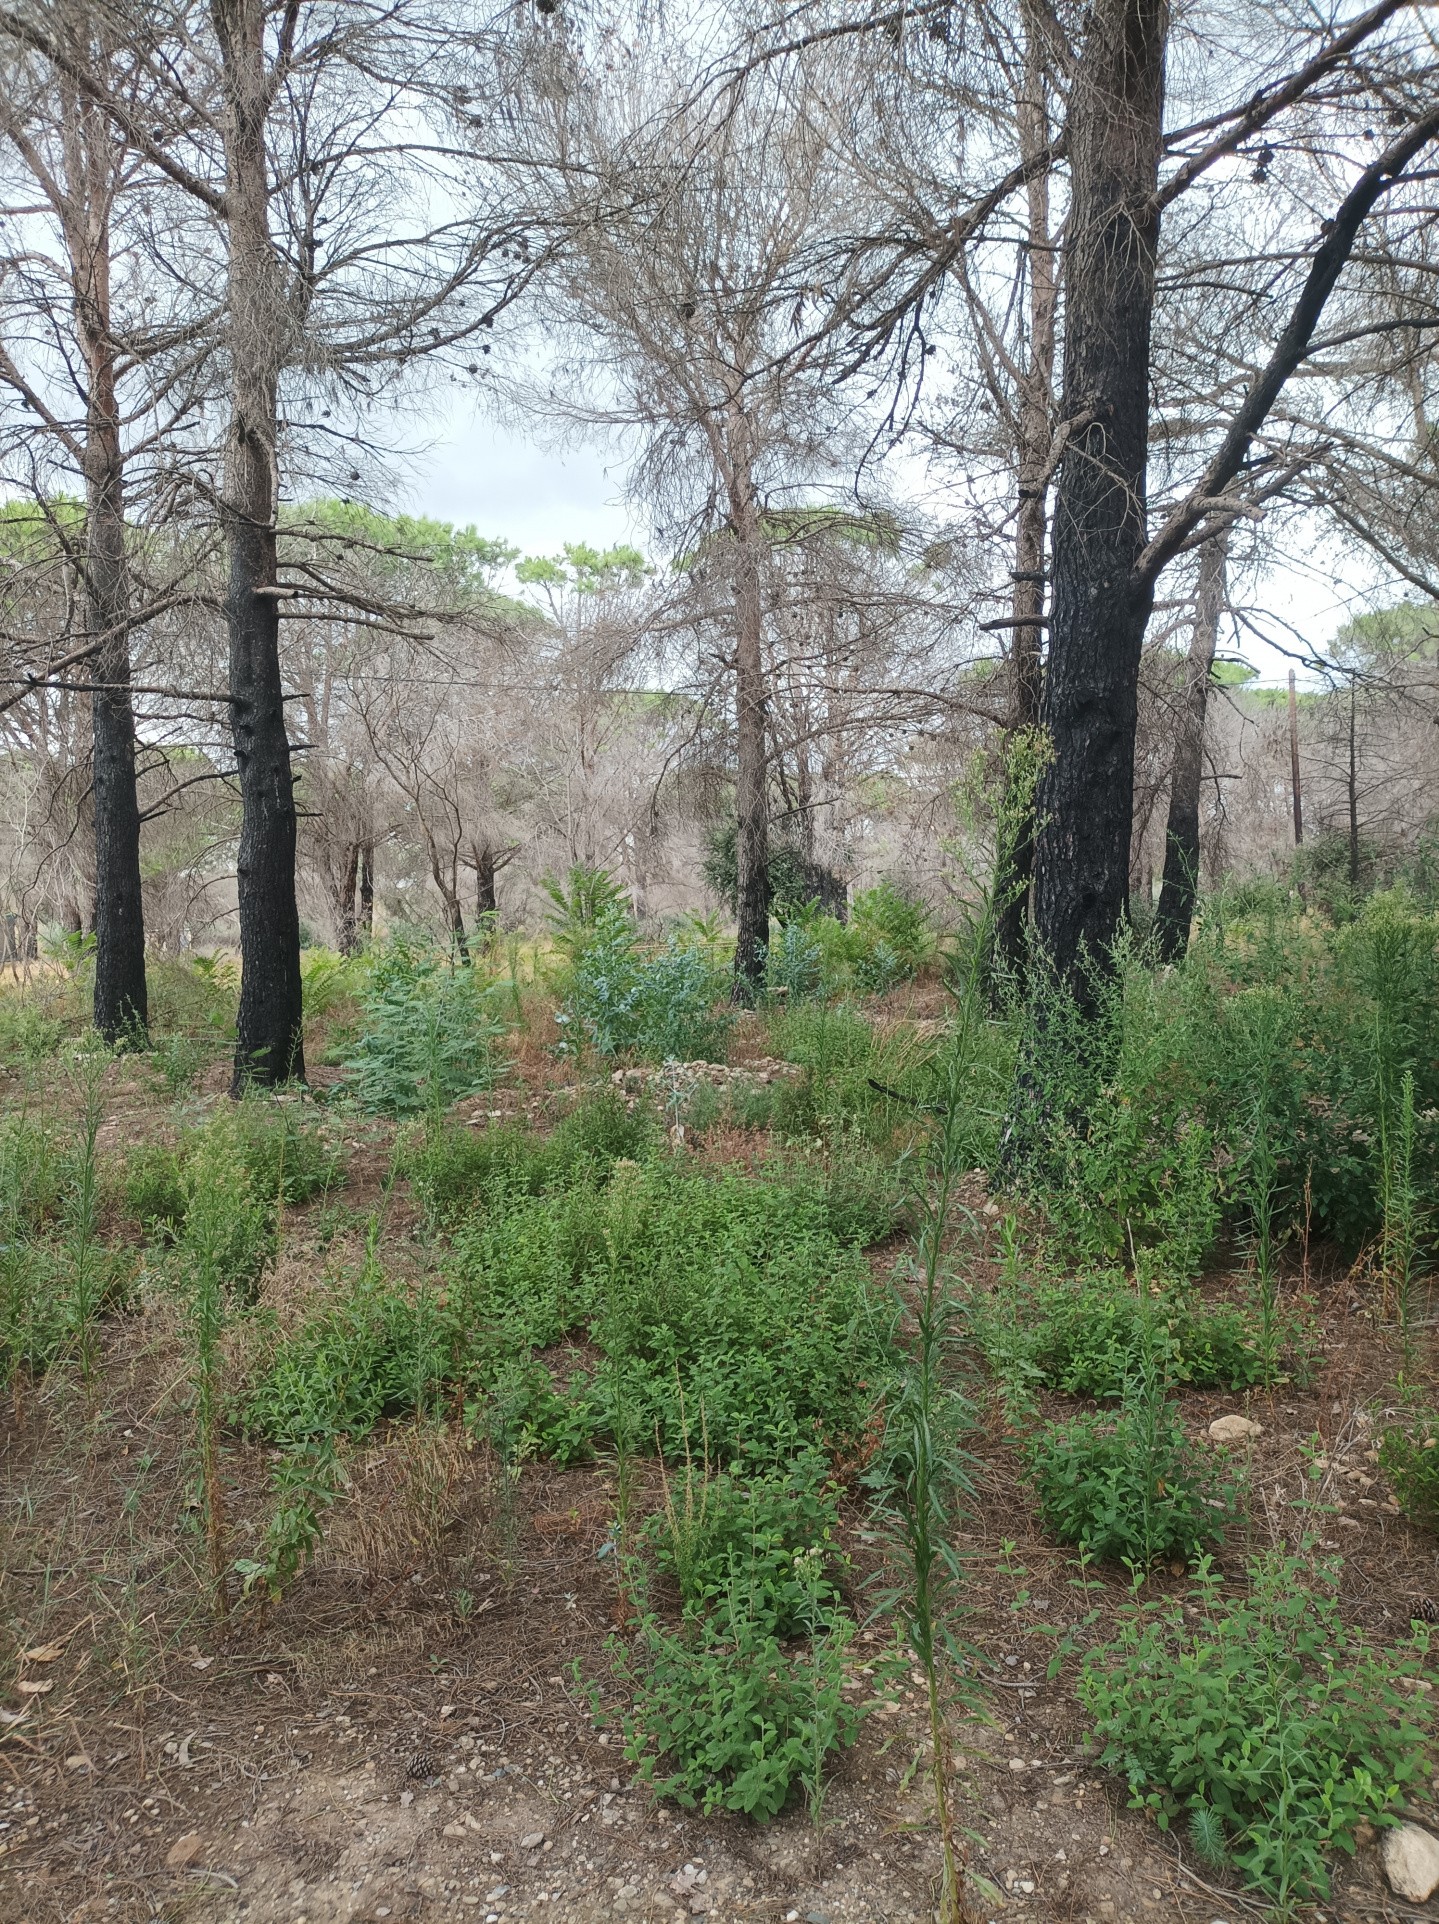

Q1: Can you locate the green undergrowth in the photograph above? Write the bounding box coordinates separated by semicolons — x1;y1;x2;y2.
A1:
596;1579;866;1820
640;1447;849;1636
1029;1398;1235;1567
1080;1552;1433;1909
1015;892;1439;1264
120;1101;346;1244
240;1112;899;1469
1378;1411;1439;1530
974;1271;1298;1404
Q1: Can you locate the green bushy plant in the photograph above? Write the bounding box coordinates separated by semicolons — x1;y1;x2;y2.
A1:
541;864;630;963
999;1275;1280;1398
446;1161;893;1467
1378;1417;1439;1530
235;1100;346;1205
236;1436;345;1604
642;1448;847;1637
147;953;238;1039
0;1114;68;1231
762;886;936;1003
548;1085;657;1171
1080;1553;1432;1908
1030;1403;1230;1566
821;1134;911;1245
0;995;67;1064
239;1252;448;1444
767;1001;937;1145
764;921;824;1001
849;881;937;984
599;1579;865;1821
175;1114;273;1308
248;1148;897;1473
0;1083;132;1381
403;1091;656;1227
343;934;502;1116
559;910;730;1062
1028;1338;1234;1567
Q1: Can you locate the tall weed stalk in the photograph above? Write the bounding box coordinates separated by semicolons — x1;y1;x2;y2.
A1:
873;1064;975;1924
66;1051;106;1381
182;1123;245;1615
1383;1070;1425;1347
1240;995;1287;1375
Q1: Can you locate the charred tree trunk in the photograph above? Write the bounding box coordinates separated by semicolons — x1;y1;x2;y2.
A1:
358;840;375;942
1030;0;1167;1016
991;2;1058;988
1153;529;1227;962
213;0;304;1088
68;101;147;1042
336;841;360;956
731;518;770;1000
1347;676;1360;889
475;842;498;919
1288;668;1304;848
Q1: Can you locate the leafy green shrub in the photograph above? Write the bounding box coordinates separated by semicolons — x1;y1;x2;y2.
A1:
403;1093;655;1227
240;1258;448;1443
0;1115;68;1230
765;922;823;1001
599;1583;865;1820
642;1449;847;1636
542;864;630;963
149;1031;208;1097
1028;1365;1234;1567
850;882;936;978
248;1153;895;1472
236;1437;345;1603
767;1001;933;1145
0;1103;133;1378
235;1101;346;1205
548;1086;657;1172
299;948;360;1022
0;997;66;1064
1014;1277;1278;1397
1032;1103;1222;1281
122;1141;191;1241
559;910;730;1062
1080;1553;1433;1906
821;1137;911;1245
1378;1418;1439;1529
172;1113;273;1307
402;1119;544;1226
343;935;502;1117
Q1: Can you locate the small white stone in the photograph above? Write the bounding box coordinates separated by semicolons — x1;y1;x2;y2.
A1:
1208;1414;1263;1444
1383;1823;1439;1902
520;1831;546;1851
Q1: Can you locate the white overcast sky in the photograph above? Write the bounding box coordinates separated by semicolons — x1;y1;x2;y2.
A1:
405;400;1391;689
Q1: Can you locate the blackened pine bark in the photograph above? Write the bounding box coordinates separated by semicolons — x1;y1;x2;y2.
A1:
475;842;498;918
359;841;375;941
336;841;360;955
1030;0;1167;1015
65;86;147;1041
1153;529;1227;962
731;509;770;1000
1347;677;1360;888
991;1;1058;987
213;0;304;1088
